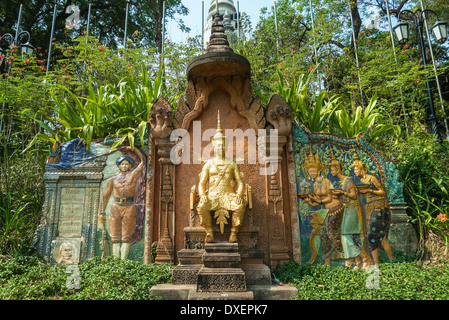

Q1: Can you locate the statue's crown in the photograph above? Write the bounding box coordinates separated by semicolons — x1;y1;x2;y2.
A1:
213;110;226;143
304;147;324;171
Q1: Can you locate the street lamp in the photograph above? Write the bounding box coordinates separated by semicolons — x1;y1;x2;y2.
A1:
394;9;448;142
0;30;35;71
431;20;448;44
18;31;35;56
393;20;409;44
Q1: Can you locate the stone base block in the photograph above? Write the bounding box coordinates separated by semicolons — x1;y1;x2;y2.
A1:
202;242;241;268
150;284;194;300
241;248;271;285
172;248;204;285
197;267;247;292
188;291;254;300
242;264;272;285
248;285;298;300
149;283;298;300
172;264;202;285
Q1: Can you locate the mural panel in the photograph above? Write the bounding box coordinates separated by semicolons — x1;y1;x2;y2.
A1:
292;124;395;268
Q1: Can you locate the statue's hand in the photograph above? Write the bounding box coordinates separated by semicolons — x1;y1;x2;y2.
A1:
98;211;106;225
199;194;209;204
330;189;344;195
235;194;245;205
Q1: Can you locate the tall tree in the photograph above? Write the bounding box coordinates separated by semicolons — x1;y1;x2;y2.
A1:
0;0;189;54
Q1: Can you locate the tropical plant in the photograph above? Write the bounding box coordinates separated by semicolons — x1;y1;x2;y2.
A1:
330;93;401;142
399;147;449;246
24;63;171;152
275;68;341;132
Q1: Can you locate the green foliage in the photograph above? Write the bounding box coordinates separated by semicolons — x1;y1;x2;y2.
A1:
3;255;449;300
26;62;168;151
274;260;449;300
276;68;341;133
0;158;43;256
0;256;172;300
0;0;189;55
330;93;401;142
275;69;400;142
385;126;449;247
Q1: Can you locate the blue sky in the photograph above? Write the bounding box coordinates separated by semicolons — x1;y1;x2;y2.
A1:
166;0;277;43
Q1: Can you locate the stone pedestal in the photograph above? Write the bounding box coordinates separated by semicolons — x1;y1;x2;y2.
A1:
152;239;297;300
192;242;254;300
389;202;418;256
196;243;247;292
173;225;272;286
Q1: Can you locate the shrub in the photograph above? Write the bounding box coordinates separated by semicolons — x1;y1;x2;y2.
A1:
274;260;449;300
0;256;172;300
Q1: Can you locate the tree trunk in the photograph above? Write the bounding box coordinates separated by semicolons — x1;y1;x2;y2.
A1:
349;0;362;47
153;0;164;53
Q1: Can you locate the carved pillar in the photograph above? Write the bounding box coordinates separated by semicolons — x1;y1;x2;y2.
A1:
286;133;302;263
265;135;290;267
149;97;176;264
264;95;293;267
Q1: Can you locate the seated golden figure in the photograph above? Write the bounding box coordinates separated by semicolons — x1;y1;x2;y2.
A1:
192;111;250;243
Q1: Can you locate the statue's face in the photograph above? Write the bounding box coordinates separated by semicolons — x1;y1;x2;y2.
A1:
354;166;362;177
308;167;319;179
330;165;339;177
61;245;73;261
214;139;226;159
118;159;132;172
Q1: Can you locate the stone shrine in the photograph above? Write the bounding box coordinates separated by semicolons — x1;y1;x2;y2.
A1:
34;2;417;300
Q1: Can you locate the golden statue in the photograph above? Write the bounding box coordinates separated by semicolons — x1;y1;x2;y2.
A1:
195;111;247;243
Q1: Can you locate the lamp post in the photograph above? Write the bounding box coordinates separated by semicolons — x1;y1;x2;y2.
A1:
0;29;34;136
0;31;35;74
393;9;448;142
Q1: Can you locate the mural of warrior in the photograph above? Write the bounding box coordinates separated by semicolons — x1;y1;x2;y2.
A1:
99;147;144;259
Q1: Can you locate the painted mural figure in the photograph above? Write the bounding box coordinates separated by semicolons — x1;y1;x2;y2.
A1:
328;151;364;269
99;147;144;259
352;153;394;265
196;111;247;243
302;149;343;265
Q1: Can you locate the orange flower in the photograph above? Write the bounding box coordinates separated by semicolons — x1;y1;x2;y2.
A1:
437;213;447;223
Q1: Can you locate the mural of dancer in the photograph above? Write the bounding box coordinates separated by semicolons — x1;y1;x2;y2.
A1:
352;152;395;266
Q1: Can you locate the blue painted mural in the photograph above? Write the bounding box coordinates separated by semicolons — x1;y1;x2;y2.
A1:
292;123;401;268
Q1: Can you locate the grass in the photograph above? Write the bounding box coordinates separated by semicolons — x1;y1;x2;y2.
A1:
273;260;449;300
1;253;449;300
0;255;172;300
